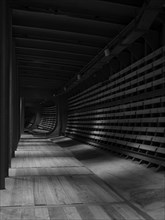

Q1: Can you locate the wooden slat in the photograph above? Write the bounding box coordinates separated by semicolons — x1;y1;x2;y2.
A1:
0;135;162;220
0;204;149;220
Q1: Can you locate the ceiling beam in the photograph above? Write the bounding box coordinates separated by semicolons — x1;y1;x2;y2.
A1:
17;55;86;68
20;78;64;86
12;9;124;38
10;0;139;25
16;48;92;62
97;0;143;7
18;66;75;75
16;55;86;67
15;38;99;55
18;61;80;72
18;69;72;78
13;26;110;48
20;83;61;89
16;37;101;50
19;75;68;81
17;59;82;70
20;84;61;89
19;72;70;81
15;46;95;57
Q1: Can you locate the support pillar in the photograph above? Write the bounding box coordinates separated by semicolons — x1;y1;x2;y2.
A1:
162;24;165;46
9;41;18;160
0;0;10;189
20;97;25;134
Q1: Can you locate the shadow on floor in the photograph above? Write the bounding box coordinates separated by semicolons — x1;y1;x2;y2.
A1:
51;139;79;148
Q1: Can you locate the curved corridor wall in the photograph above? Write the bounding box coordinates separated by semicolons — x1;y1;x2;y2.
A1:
66;47;165;168
32;105;57;135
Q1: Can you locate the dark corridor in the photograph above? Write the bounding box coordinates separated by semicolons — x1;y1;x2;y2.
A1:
0;0;165;219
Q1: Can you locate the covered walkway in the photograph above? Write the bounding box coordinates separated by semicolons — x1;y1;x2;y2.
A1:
0;135;164;220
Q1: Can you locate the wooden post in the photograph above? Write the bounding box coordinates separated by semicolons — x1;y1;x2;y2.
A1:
0;0;10;189
20;97;25;134
9;41;18;159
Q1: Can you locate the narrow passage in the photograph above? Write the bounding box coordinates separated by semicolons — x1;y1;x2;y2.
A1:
0;134;159;220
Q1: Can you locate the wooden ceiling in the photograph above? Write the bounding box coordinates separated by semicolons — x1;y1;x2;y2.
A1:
9;0;164;104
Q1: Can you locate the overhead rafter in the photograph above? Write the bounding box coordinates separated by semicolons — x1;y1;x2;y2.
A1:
20;78;66;86
16;48;92;62
16;46;94;58
13;26;110;48
19;72;70;81
18;62;80;72
16;55;87;67
18;67;75;76
96;0;144;7
11;0;139;25
12;9;124;38
19;76;68;82
15;38;99;56
16;37;100;50
17;59;82;69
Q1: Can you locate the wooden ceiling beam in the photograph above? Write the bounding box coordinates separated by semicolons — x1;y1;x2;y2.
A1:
15;38;99;56
16;54;86;66
11;0;139;25
13;25;110;48
18;67;75;76
12;9;124;38
18;62;80;72
16;48;92;62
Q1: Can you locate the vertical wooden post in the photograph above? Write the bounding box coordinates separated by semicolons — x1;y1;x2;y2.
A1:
9;40;18;160
20;97;25;134
162;24;165;46
11;41;20;157
0;0;10;189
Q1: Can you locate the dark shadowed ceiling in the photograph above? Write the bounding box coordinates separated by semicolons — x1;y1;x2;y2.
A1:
9;0;164;105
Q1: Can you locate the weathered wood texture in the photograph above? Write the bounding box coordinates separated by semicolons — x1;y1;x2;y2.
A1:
52;136;165;220
0;134;162;219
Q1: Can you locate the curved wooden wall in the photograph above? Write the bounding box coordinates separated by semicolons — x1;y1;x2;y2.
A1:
33;105;57;134
66;47;165;169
